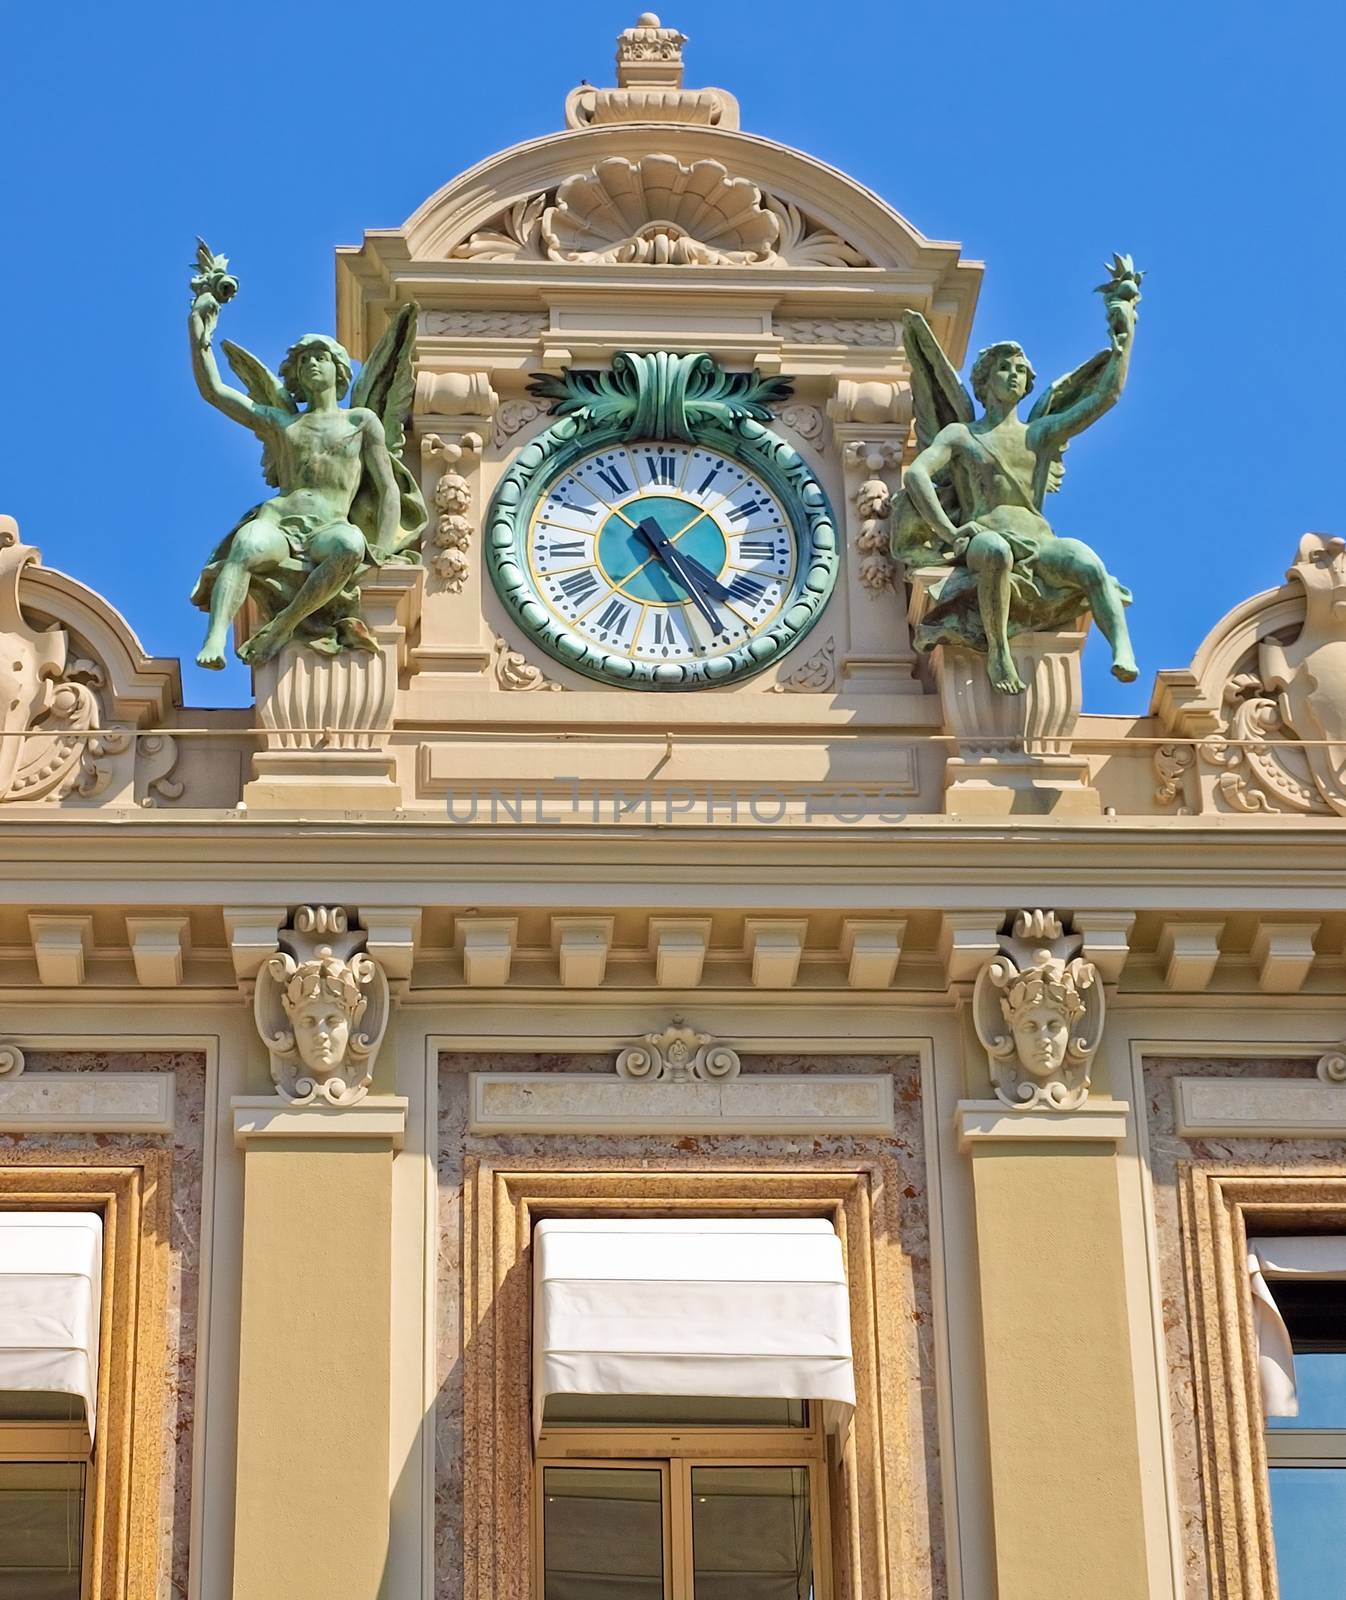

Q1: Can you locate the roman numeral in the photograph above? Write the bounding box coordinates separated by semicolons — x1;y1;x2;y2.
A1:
595;464;630;497
645;453;678;486
551;497;592;516
726;497;768;523
696;463;722;495
738;538;777;560
727;574;767;605
595;599;631;634
557;570;600;604
543;540;585;560
652;611;677;645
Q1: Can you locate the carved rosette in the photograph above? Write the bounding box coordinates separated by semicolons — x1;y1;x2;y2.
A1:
973;911;1105;1111
253;907;390;1105
1318;1047;1346;1086
615;1019;741;1083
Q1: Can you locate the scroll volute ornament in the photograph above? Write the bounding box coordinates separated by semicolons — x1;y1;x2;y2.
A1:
973;910;1105;1110
254;907;390;1105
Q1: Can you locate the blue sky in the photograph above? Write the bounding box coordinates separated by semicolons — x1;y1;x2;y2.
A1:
2;0;1341;711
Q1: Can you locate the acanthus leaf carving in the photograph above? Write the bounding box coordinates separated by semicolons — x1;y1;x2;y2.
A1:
252;906;390;1106
615;1018;741;1083
972;910;1105;1111
771;637;835;694
492;634;564;692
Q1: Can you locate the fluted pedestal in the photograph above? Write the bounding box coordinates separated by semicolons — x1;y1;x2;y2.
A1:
909;570;1100;815
243;567;422;811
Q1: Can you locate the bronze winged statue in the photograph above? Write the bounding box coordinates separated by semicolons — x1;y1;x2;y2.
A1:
893;256;1143;694
187;242;426;668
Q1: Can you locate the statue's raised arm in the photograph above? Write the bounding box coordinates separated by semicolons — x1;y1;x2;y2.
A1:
890;257;1143;695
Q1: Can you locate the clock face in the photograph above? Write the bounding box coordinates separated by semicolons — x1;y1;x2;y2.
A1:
527;441;796;670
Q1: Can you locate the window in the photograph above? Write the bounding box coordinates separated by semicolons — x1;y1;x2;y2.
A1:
1255;1246;1346;1600
536;1395;827;1600
531;1218;853;1600
0;1213;100;1600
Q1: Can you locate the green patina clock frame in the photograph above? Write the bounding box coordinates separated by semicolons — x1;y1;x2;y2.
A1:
484;351;839;688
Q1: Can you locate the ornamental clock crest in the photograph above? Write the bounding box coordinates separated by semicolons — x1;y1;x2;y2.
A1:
484;351;839;688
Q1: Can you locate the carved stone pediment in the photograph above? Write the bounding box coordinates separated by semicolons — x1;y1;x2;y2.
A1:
1154;534;1346;814
450;155;872;268
0;519;181;806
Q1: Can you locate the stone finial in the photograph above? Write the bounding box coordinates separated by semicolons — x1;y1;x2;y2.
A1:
973;911;1106;1111
253;907;390;1105
565;13;739;129
617;13;688;85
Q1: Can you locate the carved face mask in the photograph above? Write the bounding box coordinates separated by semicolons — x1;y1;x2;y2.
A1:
291;997;351;1076
1009;1000;1070;1079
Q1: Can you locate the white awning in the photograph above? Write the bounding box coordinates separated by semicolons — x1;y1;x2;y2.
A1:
532;1217;855;1440
1248;1236;1346;1418
0;1214;102;1440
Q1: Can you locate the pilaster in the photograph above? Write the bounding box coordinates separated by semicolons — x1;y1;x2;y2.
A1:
230;1096;406;1600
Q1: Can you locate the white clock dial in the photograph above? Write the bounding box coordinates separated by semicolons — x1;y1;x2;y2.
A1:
526;440;797;669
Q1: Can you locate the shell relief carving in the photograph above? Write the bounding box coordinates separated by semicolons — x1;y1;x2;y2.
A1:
451;155;872;268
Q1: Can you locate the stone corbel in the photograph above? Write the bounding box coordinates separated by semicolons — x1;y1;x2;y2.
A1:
250;906;392;1107
972;910;1105;1111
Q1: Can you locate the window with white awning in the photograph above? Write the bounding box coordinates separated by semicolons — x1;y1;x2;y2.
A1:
0;1214;102;1447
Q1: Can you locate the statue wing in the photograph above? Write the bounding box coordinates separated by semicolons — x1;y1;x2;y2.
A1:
891;312;974;565
347;304;427;558
221;339;296;489
349;302;418;458
902;311;974;449
1027;350;1110;493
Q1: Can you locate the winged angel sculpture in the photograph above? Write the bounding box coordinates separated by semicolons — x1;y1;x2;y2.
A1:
893;256;1143;694
188;243;426;668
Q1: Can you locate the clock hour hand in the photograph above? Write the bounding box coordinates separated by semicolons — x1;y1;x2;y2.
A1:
635;519;725;634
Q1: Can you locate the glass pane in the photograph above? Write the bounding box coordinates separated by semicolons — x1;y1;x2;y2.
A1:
544;1394;807;1429
543;1466;663;1600
0;1393;86;1425
0;1462;85;1600
1268;1351;1346;1431
1270;1468;1346;1598
691;1465;813;1600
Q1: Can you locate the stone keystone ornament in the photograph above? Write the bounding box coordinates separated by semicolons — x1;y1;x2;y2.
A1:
973;910;1105;1111
254;906;390;1105
187;240;426;670
894;256;1143;695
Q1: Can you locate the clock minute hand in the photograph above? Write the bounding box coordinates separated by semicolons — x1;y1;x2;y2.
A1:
636;519;725;633
669;546;735;604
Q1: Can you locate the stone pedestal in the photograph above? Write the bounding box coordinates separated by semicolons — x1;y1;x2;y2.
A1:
243;567;422;811
910;569;1100;815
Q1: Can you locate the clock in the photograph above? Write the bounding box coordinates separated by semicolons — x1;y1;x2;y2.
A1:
484;353;838;689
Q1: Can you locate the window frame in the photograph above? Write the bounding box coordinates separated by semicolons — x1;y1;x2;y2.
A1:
1181;1168;1346;1600
461;1160;913;1600
0;1154;170;1600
